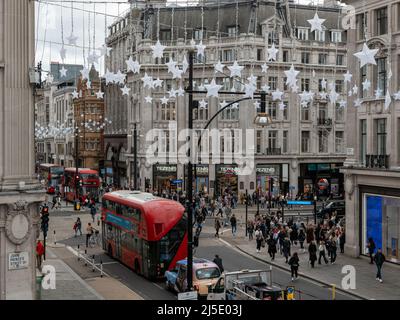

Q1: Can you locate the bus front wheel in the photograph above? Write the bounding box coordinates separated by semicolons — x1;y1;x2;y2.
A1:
134;259;140;275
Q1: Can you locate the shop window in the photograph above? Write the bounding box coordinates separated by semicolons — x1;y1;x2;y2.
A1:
250;182;255;189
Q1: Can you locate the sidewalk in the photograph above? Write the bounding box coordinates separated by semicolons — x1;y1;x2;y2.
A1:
212;214;400;300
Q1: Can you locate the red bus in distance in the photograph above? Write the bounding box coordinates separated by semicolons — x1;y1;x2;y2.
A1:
101;191;187;280
38;163;64;194
63;168;100;202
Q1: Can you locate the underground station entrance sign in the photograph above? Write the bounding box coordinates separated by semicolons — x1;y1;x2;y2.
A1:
287;200;313;205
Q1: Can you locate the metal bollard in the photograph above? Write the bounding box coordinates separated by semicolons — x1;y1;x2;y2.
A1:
53;230;57;244
84;249;87;266
100;260;103;278
77;245;80;261
92;255;95;272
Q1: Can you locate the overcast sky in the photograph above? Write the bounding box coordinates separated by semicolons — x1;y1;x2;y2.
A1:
35;0;331;78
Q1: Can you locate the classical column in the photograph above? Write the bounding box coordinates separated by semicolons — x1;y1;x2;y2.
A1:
0;0;46;300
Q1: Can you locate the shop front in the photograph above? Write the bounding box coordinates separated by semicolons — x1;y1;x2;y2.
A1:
215;165;239;196
256;164;289;196
299;163;344;200
361;186;400;264
153;164;177;194
183;165;209;195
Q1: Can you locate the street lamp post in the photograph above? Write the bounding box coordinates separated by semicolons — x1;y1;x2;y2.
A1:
133;123;138;190
314;195;318;225
245;189;248;237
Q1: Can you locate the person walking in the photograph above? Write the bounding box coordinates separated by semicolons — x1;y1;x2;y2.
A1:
86;223;94;247
255;227;263;253
339;230;345;254
318;241;329;265
73;217;82;237
213;255;224;273
267;236;277;261
214;218;221;238
329;237;337;264
90;205;97;223
288;252;300;281
367;237;376;264
374;249;386;283
298;229;306;252
247;221;254;241
308;241;317;268
36;240;45;270
230;214;237;237
282;237;291;263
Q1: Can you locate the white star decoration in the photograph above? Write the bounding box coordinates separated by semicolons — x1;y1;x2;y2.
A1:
151;40;166;59
114;70;126;85
320;91;328;100
87;51;100;65
220;101;228;109
96;90;104;99
267;43;279;62
354;98;362;107
153;78;163;88
352;85;359;95
71;90;79;99
393;91;400;101
385;90;391;110
59;66;67;78
121;85;131;96
343;71;353;83
99;44;112;57
228;61;244;78
262;84;271;93
161;97;169;105
166;59;177;74
80;68;90;80
272;89;284;101
199;99;208;109
182;56;189;73
176;87;185;97
60;46;67;61
196;41;206;58
204;79;222;98
244;83;257;99
254;101;260;110
362;79;371;92
261;63;269;73
214;61;225;74
354;43;379;68
126;56;141;74
339;100;347;108
284;64;300;88
375;88;383;99
307;12;326;32
172;68;184;80
145;96;153;104
329;90;339;104
142;73;154;89
320;78;327;90
105;69;115;85
279;102;286;110
168;89;177;98
66;34;78;46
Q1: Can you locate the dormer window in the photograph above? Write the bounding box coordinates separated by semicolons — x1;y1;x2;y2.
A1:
315;30;325;42
331;30;342;43
297;28;309;41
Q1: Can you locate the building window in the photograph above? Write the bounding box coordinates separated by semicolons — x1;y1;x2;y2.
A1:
335;131;344;153
318;53;327;65
377;57;387;93
282;102;288;120
268;131;278;150
256;130;262;154
160;29;172;41
331;31;342;43
315;30;325;42
283;131;288;154
376;118;387;155
301;107;310;121
193;101;208;121
360;119;367;164
227;26;239;37
335;103;344;122
319;104;327;121
268;102;277;120
318;130;329;153
194;28;206;41
157;101;176;121
220;49;234;62
257;49;263;61
221;103;239;121
301;131;310;153
336;54;344;66
297;28;309;41
268;77;278;91
356;13;367;41
301;78;310;92
283;50;289;62
376;7;388;35
301;52;310;64
335;80;344;93
268;31;279;45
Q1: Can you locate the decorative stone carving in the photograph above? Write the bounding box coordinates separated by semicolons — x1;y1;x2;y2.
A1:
5;202;32;246
345;174;354;199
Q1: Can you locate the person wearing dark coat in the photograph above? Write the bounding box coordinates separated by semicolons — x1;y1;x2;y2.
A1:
267;237;277;261
308;241;317;268
282;238;291;263
290;226;298;246
374;249;386;283
213;255;224;273
288;252;300;281
339;231;345;253
298;229;306;250
367;237;376;264
306;226;315;244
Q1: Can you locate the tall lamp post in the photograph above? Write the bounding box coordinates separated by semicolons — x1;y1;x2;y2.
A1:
185;51;272;292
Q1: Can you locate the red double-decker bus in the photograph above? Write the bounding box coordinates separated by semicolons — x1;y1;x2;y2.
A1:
38;164;64;194
63;168;101;202
101;191;187;280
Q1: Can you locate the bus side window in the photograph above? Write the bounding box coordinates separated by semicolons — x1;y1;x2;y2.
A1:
116;204;122;215
133;209;141;222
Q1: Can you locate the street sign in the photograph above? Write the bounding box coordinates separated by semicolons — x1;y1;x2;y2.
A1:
287;200;313;205
171;179;183;185
178;291;198;300
8;252;29;270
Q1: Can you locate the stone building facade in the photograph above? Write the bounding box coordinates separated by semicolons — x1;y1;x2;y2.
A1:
106;1;349;198
0;0;45;299
342;0;400;264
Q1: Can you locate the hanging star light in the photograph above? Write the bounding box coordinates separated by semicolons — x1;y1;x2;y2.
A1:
301;101;309;108
247;75;258;87
87;51;100;65
284;64;300;88
291;84;299;93
168;89;177;98
329;90;339;104
393;91;400;101
228;61;244;78
99;44;112;57
60;46;67;61
214;61;225;74
199;99;208;109
375;88;383;99
231;103;239;110
362;79;371;91
354;43;379;68
59;66;67;78
343;71;353;83
141;73;154;89
161;96;169;105
384;90;391;110
261;84;271;93
166;59;177;74
272;89;284;101
348;90;353;97
176;87;185;97
182;56;189;73
190;38;196;48
80;67;90;80
261;63;269;73
66;33;78;46
204;79;222;98
126;56;141;74
153;78;163;88
307;12;326;32
196;41;206;58
46;74;54;84
220;101;228;109
105;69;115;85
352;85;359;95
145;96;153;104
321;78;327;90
254;100;261;110
244;83;257;99
267;43;279;62
320;91;328;100
115;70;126;85
96;90;104;99
279;102;286;110
86;81;92;90
121;85;131;96
71;90;79;99
151;40;166;59
172;67;184;80
339;100;347;108
354;98;362;107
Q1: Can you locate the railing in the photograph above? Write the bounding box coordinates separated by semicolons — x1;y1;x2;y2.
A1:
366;154;390;169
265;148;282;156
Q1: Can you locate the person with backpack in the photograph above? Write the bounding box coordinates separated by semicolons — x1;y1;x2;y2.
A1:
288;252;300;281
374;248;386;283
255;227;263;253
282;237;291;263
367;237;376;264
318;240;329;264
73;217;82;237
267;236;277;261
308;240;317;268
230;214;237;237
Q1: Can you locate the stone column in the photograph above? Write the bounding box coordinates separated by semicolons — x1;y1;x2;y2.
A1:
0;0;46;300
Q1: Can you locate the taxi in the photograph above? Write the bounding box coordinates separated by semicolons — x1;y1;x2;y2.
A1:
165;258;221;297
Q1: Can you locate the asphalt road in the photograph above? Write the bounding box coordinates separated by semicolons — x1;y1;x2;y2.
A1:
95;226;356;301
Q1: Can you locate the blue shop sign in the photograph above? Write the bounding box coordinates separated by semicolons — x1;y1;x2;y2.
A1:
106;212;132;230
287;200;313;206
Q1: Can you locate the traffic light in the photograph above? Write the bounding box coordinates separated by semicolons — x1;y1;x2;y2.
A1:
41;205;49;237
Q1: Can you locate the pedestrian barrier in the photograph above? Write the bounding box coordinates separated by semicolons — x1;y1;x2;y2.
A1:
76;245;105;278
53;230;57;245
